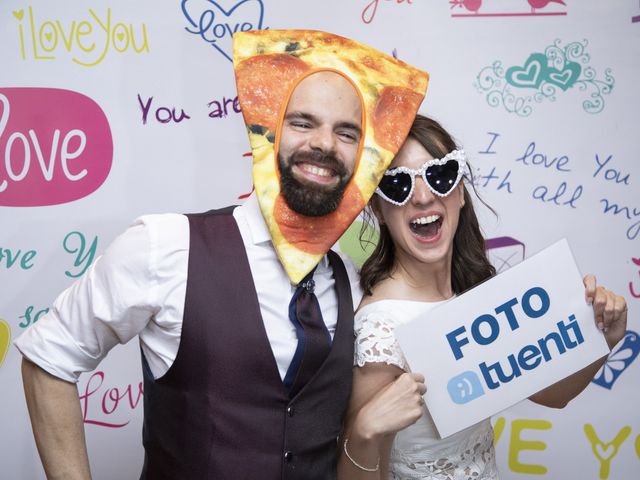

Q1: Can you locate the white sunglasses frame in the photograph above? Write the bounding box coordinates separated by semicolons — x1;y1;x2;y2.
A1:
375;149;468;206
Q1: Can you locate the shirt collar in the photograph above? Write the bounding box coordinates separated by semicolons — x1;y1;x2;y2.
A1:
239;192;330;270
241;192;272;246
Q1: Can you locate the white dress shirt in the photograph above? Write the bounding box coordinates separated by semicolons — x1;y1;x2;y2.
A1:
15;194;362;382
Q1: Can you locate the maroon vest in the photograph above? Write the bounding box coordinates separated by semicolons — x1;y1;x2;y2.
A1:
140;208;354;479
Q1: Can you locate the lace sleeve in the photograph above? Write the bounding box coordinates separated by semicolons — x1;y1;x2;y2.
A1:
354;311;408;370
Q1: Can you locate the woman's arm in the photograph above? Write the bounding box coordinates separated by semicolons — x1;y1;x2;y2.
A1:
338;363;425;479
529;274;627;408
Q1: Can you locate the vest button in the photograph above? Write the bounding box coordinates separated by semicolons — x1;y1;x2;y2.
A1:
284;450;293;462
286;406;294;417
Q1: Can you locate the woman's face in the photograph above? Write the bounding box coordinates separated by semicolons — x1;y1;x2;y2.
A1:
375;137;465;269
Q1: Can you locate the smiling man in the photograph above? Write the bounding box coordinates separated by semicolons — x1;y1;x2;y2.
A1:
278;71;363;217
17;30;427;480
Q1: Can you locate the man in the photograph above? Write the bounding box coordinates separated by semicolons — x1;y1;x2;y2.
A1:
17;30;428;479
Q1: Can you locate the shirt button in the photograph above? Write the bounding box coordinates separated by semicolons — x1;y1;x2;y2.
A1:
284;451;293;462
286;406;294;417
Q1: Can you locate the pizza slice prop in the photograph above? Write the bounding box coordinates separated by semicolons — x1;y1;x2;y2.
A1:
233;29;429;284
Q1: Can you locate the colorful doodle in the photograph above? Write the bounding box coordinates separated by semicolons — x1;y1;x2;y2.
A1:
486;237;525;272
339;219;380;268
13;6;149;66
138;94;191;125
0;88;113;206
475;39;615;116
0;246;37;270
599;199;640;241
494;417;640;477
493;417;552;474
79;371;144;428
592;331;640;390
630;258;640;298
584;424;631;480
63;231;98;278
451;0;567;17
0;319;10;368
361;0;413;24
238;152;254;199
181;0;267;62
18;306;50;329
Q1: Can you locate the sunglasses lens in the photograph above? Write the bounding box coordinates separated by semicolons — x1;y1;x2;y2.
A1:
378;172;412;204
425;160;460;195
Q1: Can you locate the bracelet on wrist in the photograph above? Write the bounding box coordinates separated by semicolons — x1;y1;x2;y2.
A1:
343;438;380;473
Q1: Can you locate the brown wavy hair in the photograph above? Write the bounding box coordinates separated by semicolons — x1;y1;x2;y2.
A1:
359;115;496;296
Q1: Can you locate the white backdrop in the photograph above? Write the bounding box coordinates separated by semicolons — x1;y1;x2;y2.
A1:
1;1;639;478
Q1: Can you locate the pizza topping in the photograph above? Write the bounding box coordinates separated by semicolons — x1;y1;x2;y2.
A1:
235;54;310;131
372;86;424;152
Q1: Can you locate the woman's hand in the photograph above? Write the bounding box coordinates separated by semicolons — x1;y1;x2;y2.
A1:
584;274;628;350
353;372;426;441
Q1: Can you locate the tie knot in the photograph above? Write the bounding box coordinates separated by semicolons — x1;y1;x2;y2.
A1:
300;278;315;293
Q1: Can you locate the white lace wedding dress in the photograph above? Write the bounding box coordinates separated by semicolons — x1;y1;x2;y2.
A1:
354;300;499;480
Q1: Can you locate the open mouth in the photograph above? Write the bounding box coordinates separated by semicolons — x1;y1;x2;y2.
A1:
409;214;442;240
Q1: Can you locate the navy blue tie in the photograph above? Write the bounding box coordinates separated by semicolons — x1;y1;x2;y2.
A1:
283;268;331;397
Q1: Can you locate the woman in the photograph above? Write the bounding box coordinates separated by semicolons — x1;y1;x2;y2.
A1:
338;115;627;479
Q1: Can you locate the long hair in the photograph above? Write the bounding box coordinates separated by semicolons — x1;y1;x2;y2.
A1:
359;115;496;296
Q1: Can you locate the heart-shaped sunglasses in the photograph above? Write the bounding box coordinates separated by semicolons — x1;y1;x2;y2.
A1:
375;149;467;206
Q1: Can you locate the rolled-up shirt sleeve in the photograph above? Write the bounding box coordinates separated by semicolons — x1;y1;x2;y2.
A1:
14;217;163;383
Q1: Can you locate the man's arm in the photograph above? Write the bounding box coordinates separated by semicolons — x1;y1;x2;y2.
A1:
22;358;92;480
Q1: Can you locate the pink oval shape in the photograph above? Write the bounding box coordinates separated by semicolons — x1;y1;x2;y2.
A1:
0;88;113;206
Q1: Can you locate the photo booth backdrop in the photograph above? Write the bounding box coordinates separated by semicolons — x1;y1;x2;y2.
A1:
1;1;638;478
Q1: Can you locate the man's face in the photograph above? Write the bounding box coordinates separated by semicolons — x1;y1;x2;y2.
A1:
278;71;363;217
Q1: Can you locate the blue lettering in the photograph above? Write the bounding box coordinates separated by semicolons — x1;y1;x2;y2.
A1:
517;345;542;370
593;154;631;186
479;354;522;390
494;297;520;330
472;315;583;391
446;326;469;360
471;314;500;345
521;287;550;318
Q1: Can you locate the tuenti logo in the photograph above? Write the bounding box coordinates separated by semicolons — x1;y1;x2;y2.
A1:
0;88;113;206
447;371;485;404
444;286;584;403
181;0;267;62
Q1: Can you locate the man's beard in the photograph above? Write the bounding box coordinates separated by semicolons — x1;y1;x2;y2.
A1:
278;150;352;217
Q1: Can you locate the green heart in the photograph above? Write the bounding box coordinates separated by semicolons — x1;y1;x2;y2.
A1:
12;9;24;21
117;32;125;42
545;61;581;91
45;32;53;43
338;219;379;269
0;319;11;368
506;53;547;89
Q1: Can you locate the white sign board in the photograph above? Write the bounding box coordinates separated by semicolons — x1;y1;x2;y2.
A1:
395;239;609;438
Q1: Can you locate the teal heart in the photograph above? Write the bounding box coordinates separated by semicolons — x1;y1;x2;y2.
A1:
545;61;581;91
506;53;547;89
